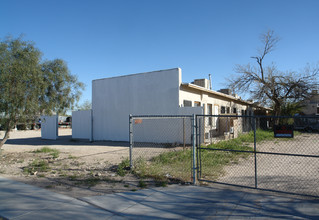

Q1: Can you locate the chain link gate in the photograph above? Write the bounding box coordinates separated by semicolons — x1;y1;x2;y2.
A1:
129;115;197;184
196;114;319;197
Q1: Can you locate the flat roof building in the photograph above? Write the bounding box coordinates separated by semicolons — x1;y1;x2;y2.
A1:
73;68;270;143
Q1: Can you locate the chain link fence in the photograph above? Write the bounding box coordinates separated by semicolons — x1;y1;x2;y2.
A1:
129;115;196;183
197;115;319;197
128;113;319;196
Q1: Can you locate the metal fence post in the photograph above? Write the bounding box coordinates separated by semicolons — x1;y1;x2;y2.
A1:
196;116;199;180
129;114;133;169
253;116;257;188
198;117;202;180
192;114;197;185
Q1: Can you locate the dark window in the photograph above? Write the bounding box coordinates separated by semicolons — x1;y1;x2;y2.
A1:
221;106;226;114
233;108;237;114
226;107;230;114
241;110;244;115
183;100;192;107
207;104;213;125
207;104;212;115
317;107;319;114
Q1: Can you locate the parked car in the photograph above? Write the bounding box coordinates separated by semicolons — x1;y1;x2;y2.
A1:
294;116;319;132
58;116;72;128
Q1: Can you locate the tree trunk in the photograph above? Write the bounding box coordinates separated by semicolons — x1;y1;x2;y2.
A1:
273;101;281;125
0;128;10;151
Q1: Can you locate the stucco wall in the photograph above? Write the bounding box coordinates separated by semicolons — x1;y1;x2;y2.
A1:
72;110;92;141
179;85;255;143
179;86;251;115
302;93;319;115
92;68;184;141
41;115;58;140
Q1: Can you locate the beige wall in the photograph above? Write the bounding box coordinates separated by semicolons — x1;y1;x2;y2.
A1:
302;93;319;115
179;86;253;115
179;85;254;143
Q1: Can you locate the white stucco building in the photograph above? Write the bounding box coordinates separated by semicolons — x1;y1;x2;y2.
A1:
73;68;269;143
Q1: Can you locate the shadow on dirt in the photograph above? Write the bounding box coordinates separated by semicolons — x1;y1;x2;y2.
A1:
5;136;129;147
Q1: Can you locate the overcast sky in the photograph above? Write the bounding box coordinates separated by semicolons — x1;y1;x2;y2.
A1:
1;0;318;104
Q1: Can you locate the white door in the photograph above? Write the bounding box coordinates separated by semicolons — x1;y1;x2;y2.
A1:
41;115;58;140
214;105;219;127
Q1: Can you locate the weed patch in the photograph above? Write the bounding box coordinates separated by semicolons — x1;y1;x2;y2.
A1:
117;158;130;176
138;180;147;188
68;155;77;159
23;159;51;175
155;181;168;187
33;147;60;159
80;177;101;187
132;130;279;182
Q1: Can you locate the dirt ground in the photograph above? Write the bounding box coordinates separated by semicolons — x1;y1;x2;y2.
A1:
216;133;319;196
0;129;162;198
3;129;318;198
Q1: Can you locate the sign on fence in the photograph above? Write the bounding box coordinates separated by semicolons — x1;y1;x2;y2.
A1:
274;125;294;138
134;119;143;124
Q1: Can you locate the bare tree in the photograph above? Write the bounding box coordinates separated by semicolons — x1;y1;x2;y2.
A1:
229;30;319;116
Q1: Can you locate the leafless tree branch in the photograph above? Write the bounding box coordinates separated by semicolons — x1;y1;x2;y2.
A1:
228;30;319;116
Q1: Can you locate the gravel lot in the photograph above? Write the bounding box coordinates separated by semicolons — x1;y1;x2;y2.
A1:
2;129;318;197
1;129;129;164
216;133;319;196
0;129;154;198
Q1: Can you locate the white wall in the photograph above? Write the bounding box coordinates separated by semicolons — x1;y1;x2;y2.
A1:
41;115;58;140
92;68;183;141
72;110;92;141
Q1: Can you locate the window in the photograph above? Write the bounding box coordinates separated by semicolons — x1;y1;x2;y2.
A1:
241;110;244;115
226;107;230;114
317;107;319;114
221;106;226;114
183;100;192;107
207;104;212;115
233;108;237;114
207;104;213;125
194;101;201;107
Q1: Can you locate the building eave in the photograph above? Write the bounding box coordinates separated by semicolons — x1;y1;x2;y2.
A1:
181;83;272;111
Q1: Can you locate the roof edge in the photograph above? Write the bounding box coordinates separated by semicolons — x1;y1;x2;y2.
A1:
181;83;272;110
93;68;181;82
